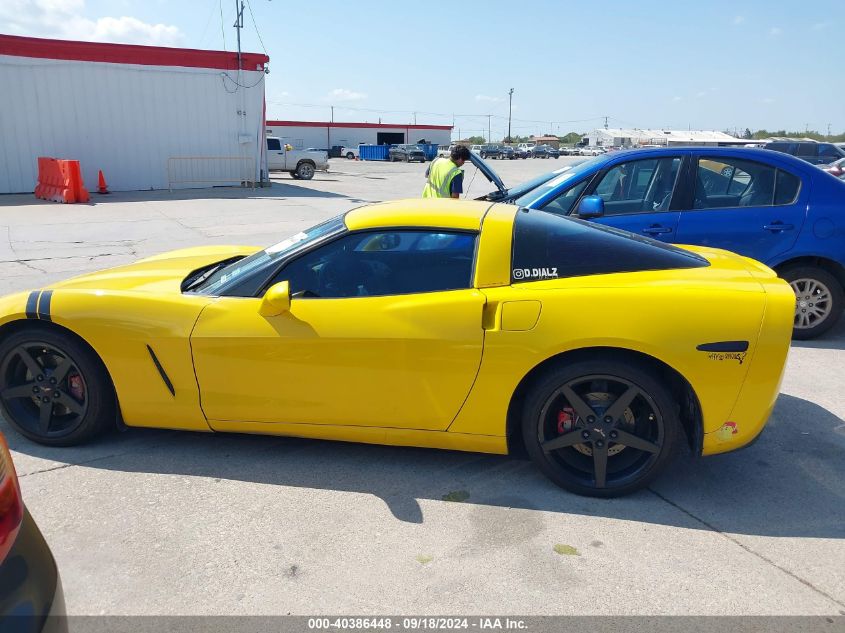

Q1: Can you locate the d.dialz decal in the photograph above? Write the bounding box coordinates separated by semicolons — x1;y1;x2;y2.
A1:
513;267;558;280
707;351;746;364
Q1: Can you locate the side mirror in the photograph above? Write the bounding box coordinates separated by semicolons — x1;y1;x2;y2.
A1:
259;281;290;316
577;195;605;219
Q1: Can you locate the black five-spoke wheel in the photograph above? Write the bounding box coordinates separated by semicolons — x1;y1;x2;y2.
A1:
0;328;114;446
523;359;680;497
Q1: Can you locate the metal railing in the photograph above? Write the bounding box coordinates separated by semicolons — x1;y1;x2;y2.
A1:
167;156;256;191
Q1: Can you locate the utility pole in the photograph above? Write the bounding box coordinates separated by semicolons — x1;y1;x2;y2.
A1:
604;115;609;130
507;88;514;143
827;123;832;139
233;1;244;73
233;1;249;182
330;106;334;122
413;112;417;125
487;114;491;143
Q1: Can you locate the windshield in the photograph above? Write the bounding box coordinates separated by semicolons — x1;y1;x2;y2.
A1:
505;162;586;199
513;155;607;206
189;215;347;295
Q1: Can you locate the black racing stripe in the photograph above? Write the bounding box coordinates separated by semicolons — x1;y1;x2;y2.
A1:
696;340;749;353
146;345;175;397
25;291;39;319
36;290;53;322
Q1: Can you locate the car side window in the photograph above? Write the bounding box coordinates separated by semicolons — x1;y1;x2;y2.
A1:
819;144;842;159
796;143;816;158
267;138;282;151
590;157;682;215
272;230;477;298
693;157;797;209
541;180;589;216
774;170;801;205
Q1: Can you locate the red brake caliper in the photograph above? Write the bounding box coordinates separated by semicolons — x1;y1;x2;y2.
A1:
68;374;84;401
557;407;576;434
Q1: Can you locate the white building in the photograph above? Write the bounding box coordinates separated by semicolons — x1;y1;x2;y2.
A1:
0;34;269;193
265;120;453;150
584;128;740;148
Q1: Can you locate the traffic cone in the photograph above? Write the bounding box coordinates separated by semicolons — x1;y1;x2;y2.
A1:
97;169;109;194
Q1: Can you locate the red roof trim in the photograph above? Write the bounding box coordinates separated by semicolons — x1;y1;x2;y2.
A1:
0;34;268;71
266;120;453;130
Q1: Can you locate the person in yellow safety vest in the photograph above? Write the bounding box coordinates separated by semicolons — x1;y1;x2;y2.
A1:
422;145;471;198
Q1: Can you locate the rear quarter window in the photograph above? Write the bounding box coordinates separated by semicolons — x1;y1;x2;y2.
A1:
511;210;709;283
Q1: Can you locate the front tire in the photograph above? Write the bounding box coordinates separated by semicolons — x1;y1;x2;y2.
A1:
0;328;115;446
781;265;844;339
522;359;680;497
345;152;355;160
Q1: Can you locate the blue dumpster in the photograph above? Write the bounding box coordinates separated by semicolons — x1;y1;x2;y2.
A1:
418;144;438;161
359;144;390;161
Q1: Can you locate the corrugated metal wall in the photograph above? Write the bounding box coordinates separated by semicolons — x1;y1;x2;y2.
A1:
0;55;266;192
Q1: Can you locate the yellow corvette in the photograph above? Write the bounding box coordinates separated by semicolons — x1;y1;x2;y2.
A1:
0;199;794;496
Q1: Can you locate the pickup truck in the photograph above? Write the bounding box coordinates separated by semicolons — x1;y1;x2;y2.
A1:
266;136;328;180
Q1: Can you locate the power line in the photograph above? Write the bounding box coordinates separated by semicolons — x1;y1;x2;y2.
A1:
198;0;219;47
267;100;607;126
218;0;227;50
244;0;268;55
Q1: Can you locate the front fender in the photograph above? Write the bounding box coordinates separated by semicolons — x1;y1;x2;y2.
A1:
1;288;213;433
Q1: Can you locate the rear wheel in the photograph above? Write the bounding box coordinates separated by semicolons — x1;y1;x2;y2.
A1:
295;162;315;180
781;265;844;339
345;152;355;159
522;359;680;497
0;328;114;446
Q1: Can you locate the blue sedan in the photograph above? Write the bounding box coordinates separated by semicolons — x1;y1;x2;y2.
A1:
470;147;845;338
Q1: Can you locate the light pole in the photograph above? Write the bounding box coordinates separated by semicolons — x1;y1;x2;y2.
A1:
507;88;514;143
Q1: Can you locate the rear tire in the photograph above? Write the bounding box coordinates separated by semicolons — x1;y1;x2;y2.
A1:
346;152;355;159
0;328;115;446
522;359;680;497
781;265;844;339
295;162;315;180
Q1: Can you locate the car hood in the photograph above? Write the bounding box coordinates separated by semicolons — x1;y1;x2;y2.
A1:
47;245;260;293
468;152;507;198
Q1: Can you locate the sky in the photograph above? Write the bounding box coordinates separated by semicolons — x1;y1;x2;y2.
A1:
1;0;842;139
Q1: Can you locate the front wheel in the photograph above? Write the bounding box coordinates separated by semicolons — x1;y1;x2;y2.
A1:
522;359;680;497
345;152;355;159
295;162;315;180
781;265;844;339
0;328;115;446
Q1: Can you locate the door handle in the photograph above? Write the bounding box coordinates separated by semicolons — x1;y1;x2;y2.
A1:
642;225;672;235
763;222;794;232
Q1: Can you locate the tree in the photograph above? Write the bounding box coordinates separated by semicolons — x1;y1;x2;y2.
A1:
466;135;486;144
561;132;582;144
743;128;752;139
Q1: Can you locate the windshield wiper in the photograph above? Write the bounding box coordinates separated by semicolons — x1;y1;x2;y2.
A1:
183;257;243;292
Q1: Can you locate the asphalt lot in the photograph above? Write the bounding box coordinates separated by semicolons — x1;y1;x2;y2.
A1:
1;157;844;615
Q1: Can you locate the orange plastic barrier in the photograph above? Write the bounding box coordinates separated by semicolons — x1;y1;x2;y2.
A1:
34;157;90;204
